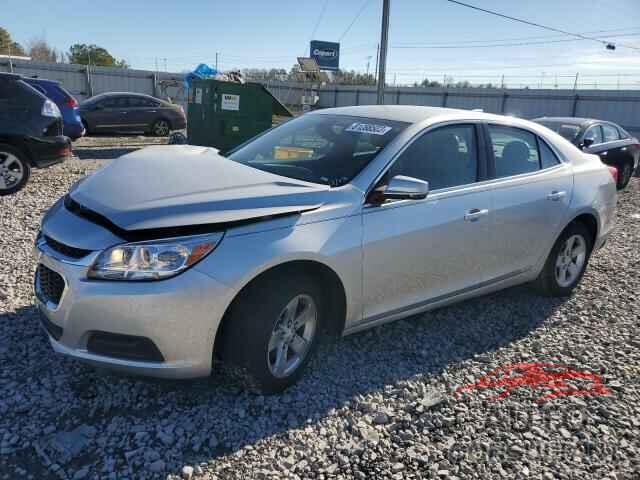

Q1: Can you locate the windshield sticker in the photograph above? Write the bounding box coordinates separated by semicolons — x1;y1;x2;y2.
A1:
345;122;393;136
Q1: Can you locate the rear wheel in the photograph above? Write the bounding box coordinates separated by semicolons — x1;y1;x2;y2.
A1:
151;119;170;137
0;144;31;196
219;271;323;393
617;162;633;190
534;222;593;297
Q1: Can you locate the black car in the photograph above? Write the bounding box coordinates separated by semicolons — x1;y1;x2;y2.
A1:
79;92;187;137
534;117;639;190
0;73;71;195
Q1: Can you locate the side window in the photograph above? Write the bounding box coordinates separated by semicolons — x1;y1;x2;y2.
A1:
539;140;560;169
584;125;603;145
389;124;478;190
602;124;620;142
488;125;540;178
617;126;629;139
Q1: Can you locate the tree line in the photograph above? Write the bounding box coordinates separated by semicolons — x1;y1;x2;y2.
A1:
0;26;128;68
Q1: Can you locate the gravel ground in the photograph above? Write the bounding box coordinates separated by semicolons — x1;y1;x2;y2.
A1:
1;141;639;480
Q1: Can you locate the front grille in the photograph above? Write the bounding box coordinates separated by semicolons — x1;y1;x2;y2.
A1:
36;264;65;305
44;235;92;259
39;313;63;341
87;332;165;363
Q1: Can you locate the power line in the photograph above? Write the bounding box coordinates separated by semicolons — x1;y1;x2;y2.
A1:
310;0;329;41
338;0;372;42
393;28;640;46
393;32;640;49
445;0;640;51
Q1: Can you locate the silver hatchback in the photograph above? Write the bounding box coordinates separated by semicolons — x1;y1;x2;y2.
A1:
35;106;617;393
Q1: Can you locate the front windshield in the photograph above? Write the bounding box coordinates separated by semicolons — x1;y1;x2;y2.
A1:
227;114;408;187
537;121;582;143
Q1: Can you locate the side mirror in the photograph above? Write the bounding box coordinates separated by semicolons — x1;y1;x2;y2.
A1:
582;137;594;149
382;175;429;201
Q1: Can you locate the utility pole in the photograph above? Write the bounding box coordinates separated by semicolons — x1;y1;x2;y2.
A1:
8;42;13;73
573;72;579;91
366;55;372;77
500;74;505;89
215;52;219;71
376;0;390;105
374;44;379;82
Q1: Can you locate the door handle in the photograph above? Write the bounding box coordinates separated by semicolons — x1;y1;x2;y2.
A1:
546;190;566;201
464;208;489;222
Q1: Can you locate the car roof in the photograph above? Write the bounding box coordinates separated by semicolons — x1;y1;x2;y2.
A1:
0;72;23;81
24;77;60;85
533;117;606;128
311;105;468;124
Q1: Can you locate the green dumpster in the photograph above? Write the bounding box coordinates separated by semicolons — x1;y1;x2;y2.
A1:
187;79;292;152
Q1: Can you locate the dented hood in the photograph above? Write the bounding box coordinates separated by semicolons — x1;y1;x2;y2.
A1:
69;145;330;231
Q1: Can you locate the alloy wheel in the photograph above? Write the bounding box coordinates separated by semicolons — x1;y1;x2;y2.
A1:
153;120;170;136
0;152;24;191
267;294;317;378
555;234;587;288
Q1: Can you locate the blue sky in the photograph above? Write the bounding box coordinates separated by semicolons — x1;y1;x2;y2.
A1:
5;0;640;88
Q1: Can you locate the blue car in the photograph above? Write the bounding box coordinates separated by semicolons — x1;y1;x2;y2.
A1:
24;78;85;140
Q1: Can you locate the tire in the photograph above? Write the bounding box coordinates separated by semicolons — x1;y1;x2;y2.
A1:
0;144;31;196
151;118;171;137
617;162;633;190
81;118;90;135
533;222;593;297
219;271;324;394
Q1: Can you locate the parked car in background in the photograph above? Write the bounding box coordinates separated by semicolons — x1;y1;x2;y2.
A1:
0;73;71;195
79;92;186;136
35;106;617;393
23;77;85;141
534;117;639;190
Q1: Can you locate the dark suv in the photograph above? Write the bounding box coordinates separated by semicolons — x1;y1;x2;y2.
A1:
0;73;71;195
79;92;186;136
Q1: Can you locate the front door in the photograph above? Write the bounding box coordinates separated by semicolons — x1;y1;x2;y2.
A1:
361;123;493;323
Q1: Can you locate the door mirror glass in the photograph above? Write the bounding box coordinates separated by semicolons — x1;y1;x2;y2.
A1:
383;175;429;200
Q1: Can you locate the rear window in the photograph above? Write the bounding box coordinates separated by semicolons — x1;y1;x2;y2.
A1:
0;79;42;102
537;121;581;142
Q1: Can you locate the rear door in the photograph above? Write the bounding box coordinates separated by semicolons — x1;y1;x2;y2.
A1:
127;96;161;132
599;123;636;183
484;124;573;280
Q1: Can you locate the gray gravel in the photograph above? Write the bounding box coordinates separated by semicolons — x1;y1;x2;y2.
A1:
1;143;639;479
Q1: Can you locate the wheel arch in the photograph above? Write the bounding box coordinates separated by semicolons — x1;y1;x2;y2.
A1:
566;211;599;248
213;259;348;360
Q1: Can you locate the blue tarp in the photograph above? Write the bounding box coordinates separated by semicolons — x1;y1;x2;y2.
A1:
184;63;218;91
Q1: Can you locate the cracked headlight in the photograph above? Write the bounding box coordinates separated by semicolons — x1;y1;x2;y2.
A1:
88;232;223;281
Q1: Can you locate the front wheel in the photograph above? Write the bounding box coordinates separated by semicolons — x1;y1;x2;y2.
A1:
533;222;593;297
219;271;323;393
0;144;31;196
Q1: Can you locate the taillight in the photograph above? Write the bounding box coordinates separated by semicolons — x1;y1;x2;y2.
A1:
607;165;618;184
65;97;79;108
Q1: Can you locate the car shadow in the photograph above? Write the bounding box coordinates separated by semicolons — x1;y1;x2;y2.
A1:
0;285;568;476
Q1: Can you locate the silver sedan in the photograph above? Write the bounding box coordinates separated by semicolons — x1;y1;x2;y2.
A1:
34;106;617;393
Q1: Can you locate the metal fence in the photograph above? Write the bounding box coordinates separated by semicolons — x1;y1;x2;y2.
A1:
266;83;640;136
3;59;640;136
